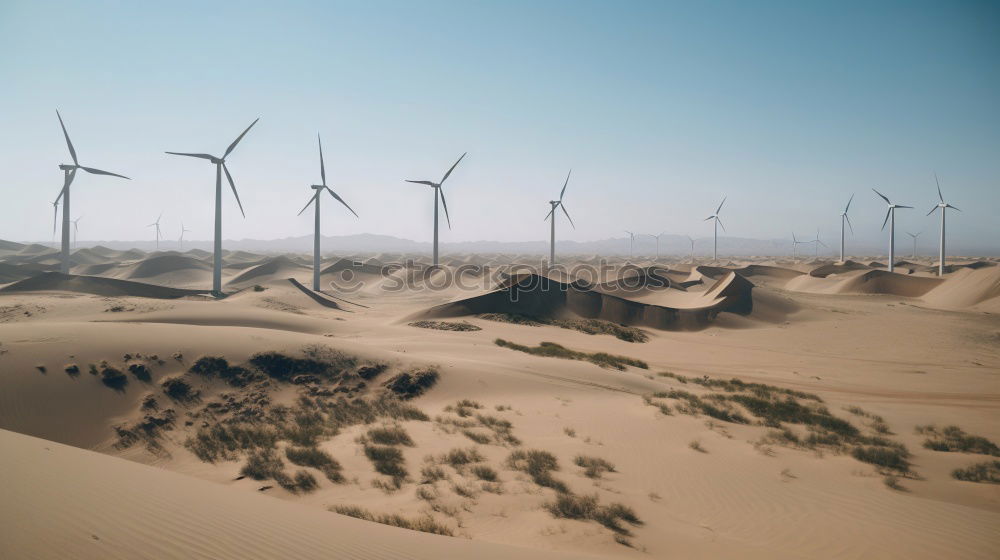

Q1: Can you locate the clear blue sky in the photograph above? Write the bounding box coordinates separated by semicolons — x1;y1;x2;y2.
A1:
1;0;997;252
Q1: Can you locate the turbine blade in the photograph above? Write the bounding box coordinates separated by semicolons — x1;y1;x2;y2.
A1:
716;217;726;232
934;172;943;202
872;188;890;204
845;193;854;213
54;169;74;205
559;202;576;229
703;216;714;221
845;214;854;234
559;169;571;201
56;110;78;165
543;206;555;221
79;166;130;179
896;205;913;209
881;208;891;230
439;152;466;184
818;240;828;248
222;164;246;218
325;187;358;218
405;180;435;186
946;204;961;212
926;206;938;216
224;118;259;158
317;133;326;186
52;203;58;234
439;187;451;229
716;197;726;214
297;192;317;216
165;152;216;161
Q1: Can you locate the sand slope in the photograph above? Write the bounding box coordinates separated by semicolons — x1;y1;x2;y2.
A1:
0;272;209;299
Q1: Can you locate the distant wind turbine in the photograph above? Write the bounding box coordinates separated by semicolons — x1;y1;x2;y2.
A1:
298;134;358;291
406;153;466;266
147;212;163;250
52;111;130;273
905;231;922;259
926;173;961;276
71;215;82;249
704;197;726;261
791;232;805;259
624;230;636;259
543;170;575;265
179;222;192;250
812;229;827;258
686;235;695;261
166;118;259;294
839;194;854;262
872;189;912;273
649;232;667;260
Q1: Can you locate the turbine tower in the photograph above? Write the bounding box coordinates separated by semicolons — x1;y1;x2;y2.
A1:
166;117;258;295
926;174;961;276
147;212;163;250
543;170;574;266
650;232;667;260
812;229;827;258
71;215;82;249
839;194;854;262
298;134;358;291
624;230;635;260
52;111;130;273
179;222;192;250
704;197;726;261
406;153;466;266
872;189;912;273
905;231;921;259
792;232;804;259
686;235;695;261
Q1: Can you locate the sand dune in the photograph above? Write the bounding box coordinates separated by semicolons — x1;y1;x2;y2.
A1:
0;272;209;299
921;266;1000;309
227;256;310;287
787;269;944;297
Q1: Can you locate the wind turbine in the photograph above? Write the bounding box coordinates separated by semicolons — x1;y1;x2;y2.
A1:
872;189;912;273
704;197;726;261
52;111;130;273
166;118;259;294
686;235;695;261
927;173;961;276
543;170;575;266
839;194;854;262
905;231;922;259
298;134;358;291
812;229;827;258
147;212;163;250
71;215;82;249
51;200;60;242
624;230;636;260
649;232;667;260
405;153;466;266
791;232;804;259
179;222;192;251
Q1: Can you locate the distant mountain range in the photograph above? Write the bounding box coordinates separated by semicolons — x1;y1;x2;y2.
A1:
5;233;997;257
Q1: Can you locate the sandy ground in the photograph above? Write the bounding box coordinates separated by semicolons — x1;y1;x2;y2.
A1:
0;244;998;559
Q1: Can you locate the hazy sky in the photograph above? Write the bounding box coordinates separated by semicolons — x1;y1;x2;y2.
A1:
1;0;997;252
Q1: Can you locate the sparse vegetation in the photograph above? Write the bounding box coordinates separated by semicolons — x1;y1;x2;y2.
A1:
100;366;128;390
545;493;643;535
127;363;152;382
408;320;482;331
470;464;499;482
494;339;648;370
689;440;706;453
917;425;1000;456
365;425;414;446
479;313;649;342
851;445;910;474
161;377;198;402
384;368;439;399
440;447;485;469
330;505;454;536
462;430;492;444
883;475;904;490
445;399;482;417
364;445;408;481
951;460;1000;483
574;455;616;478
506;449;567;492
64;364;80;376
285;446;344;483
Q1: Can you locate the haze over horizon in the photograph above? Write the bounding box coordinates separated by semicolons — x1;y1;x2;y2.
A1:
1;0;997;252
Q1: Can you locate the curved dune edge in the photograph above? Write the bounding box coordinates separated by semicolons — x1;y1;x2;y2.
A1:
0;272;209;299
415;271;767;330
0;429;586;560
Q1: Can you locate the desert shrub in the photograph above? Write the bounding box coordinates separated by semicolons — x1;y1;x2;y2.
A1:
285;446;344;483
421;464;447;483
100;366;128;390
951;460;1000;483
384;368;439;399
851;445;910;473
689;440;706;453
364;445;407;479
918;425;1000;456
189;356;260;387
366;425;414;446
445;399;482;417
545;493;643;535
330;505;453;536
127;363;152;382
440;447;485;468
574;455;616;479
728;395;857;436
507;449;567;492
462;430;492;444
249;352;329;381
64;364;80;376
408;321;482;332
494;339;647;370
185;423;279;462
470;465;499;482
162;377;198;402
241;449;285;480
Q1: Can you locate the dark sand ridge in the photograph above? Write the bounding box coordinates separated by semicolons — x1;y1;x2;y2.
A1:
0;272;210;299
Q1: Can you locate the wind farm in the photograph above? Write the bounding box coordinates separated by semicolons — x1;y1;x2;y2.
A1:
1;4;998;560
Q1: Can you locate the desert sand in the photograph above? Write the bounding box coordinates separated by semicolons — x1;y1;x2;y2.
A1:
1;240;998;559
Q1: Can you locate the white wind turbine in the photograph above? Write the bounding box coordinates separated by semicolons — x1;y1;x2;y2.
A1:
71;215;82;249
926;173;961;276
298;134;358;291
147;212;163;250
811;229;827;258
704;197;726;261
872;189;912;273
839;194;854;262
624;230;636;260
52;111;131;273
543;170;575;266
649;232;667;260
166;118;259;294
686;235;695;261
905;231;921;259
179;222;192;251
791;232;805;259
406;153;466;266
